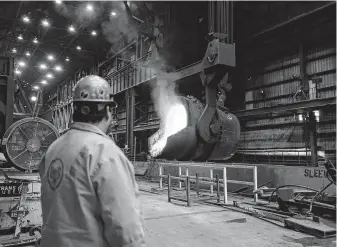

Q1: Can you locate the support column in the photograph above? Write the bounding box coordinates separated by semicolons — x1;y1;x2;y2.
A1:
16;79;33;114
5;76;14;131
308;111;318;167
0;57;15;136
126;88;135;155
299;42;309;100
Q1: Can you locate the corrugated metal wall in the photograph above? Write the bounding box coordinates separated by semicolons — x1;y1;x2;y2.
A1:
240;41;336;157
245;53;301;110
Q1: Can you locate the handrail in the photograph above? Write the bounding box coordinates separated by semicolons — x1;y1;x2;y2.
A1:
99;39;139;68
238;148;310;152
158;162;258;204
105;51;151;81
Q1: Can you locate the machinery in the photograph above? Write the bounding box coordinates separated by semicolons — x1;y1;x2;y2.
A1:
0;58;57;245
0;170;42;246
1;117;59;171
149;37;240;161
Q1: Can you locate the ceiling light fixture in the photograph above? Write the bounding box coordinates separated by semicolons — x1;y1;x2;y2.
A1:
46;73;53;78
30;96;37;102
15;70;21;75
33;85;40;90
33;37;38;44
42;19;50;27
76;46;81;50
55;0;62;4
86;4;93;11
18;61;26;67
40;80;47;85
22;16;30;23
55;65;62;71
40;64;47;70
12;48;17;53
25;51;31;57
17;34;23;40
47;55;54;60
111;11;117;16
68;25;75;33
65;57;70;62
91;30;97;36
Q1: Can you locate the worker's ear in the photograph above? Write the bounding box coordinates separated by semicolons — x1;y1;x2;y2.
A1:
105;105;112;120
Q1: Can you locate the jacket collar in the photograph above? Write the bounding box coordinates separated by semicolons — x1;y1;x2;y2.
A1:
69;122;108;137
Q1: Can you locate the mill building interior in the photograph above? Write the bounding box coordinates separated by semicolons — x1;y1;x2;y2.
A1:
0;1;336;246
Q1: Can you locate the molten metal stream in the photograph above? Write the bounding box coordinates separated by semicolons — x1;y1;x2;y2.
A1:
149;103;188;157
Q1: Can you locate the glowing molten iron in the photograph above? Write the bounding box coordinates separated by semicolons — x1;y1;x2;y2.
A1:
149;103;188;157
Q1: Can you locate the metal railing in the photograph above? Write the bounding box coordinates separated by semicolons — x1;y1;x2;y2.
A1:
105;52;156;94
167;172;222;207
158;162;258;204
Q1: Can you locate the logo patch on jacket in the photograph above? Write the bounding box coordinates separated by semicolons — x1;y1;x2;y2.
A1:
47;159;64;190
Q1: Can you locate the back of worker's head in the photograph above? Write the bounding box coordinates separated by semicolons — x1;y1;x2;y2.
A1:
72;75;117;129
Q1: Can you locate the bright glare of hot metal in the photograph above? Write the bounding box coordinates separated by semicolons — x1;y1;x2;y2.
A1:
149;103;188;157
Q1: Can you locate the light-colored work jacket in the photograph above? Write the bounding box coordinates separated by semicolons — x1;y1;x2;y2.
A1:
39;122;145;247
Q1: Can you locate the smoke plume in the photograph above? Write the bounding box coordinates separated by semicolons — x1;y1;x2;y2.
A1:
150;71;180;121
55;2;137;50
101;12;138;55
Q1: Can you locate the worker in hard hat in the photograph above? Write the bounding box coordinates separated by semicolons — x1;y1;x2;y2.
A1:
38;75;145;247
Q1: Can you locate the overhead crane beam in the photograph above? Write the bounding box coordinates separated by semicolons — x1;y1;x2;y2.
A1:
234;97;336;120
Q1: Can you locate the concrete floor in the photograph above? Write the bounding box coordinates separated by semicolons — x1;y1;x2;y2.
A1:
138;181;336;247
1;180;335;247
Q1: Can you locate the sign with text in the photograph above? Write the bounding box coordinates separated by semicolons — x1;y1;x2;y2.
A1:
6;203;29;222
0;183;23;197
304;168;327;179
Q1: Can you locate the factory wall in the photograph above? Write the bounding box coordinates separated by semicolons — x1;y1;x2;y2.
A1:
238;5;336;162
240;44;336;157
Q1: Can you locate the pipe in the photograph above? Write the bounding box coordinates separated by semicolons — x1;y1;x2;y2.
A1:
268;185;319;203
309;181;333;213
238;148;314;152
238;151;324;157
